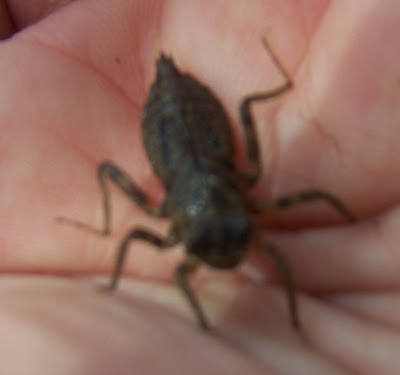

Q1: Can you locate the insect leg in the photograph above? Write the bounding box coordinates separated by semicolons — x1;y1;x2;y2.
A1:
257;240;299;329
175;256;209;330
105;228;179;291
252;189;356;222
239;37;293;186
56;161;167;235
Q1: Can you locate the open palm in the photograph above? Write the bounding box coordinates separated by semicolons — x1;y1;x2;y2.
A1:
1;1;400;374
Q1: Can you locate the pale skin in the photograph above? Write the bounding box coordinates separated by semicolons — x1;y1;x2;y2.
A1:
1;1;400;374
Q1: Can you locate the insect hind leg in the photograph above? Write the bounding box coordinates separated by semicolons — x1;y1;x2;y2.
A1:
257;240;299;329
239;36;293;187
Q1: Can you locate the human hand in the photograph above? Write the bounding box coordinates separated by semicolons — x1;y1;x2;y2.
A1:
1;1;399;374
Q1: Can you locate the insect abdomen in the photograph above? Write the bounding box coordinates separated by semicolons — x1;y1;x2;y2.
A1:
141;54;235;188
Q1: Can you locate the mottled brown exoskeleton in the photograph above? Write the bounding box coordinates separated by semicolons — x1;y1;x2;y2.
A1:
57;37;355;330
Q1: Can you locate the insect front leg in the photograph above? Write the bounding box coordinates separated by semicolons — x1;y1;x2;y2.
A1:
252;189;356;222
239;37;293;187
105;228;179;291
255;238;299;329
174;256;209;330
56;161;168;235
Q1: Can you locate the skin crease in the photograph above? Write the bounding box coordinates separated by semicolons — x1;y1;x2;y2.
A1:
1;0;400;374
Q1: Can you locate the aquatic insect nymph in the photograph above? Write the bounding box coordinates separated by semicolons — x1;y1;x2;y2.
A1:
57;37;356;330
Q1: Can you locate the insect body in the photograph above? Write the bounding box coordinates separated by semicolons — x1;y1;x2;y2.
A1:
58;38;355;330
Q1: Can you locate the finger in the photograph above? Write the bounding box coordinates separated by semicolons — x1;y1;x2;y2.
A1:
0;275;270;375
263;210;400;292
300;292;400;375
0;275;357;375
330;292;400;331
3;0;73;30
